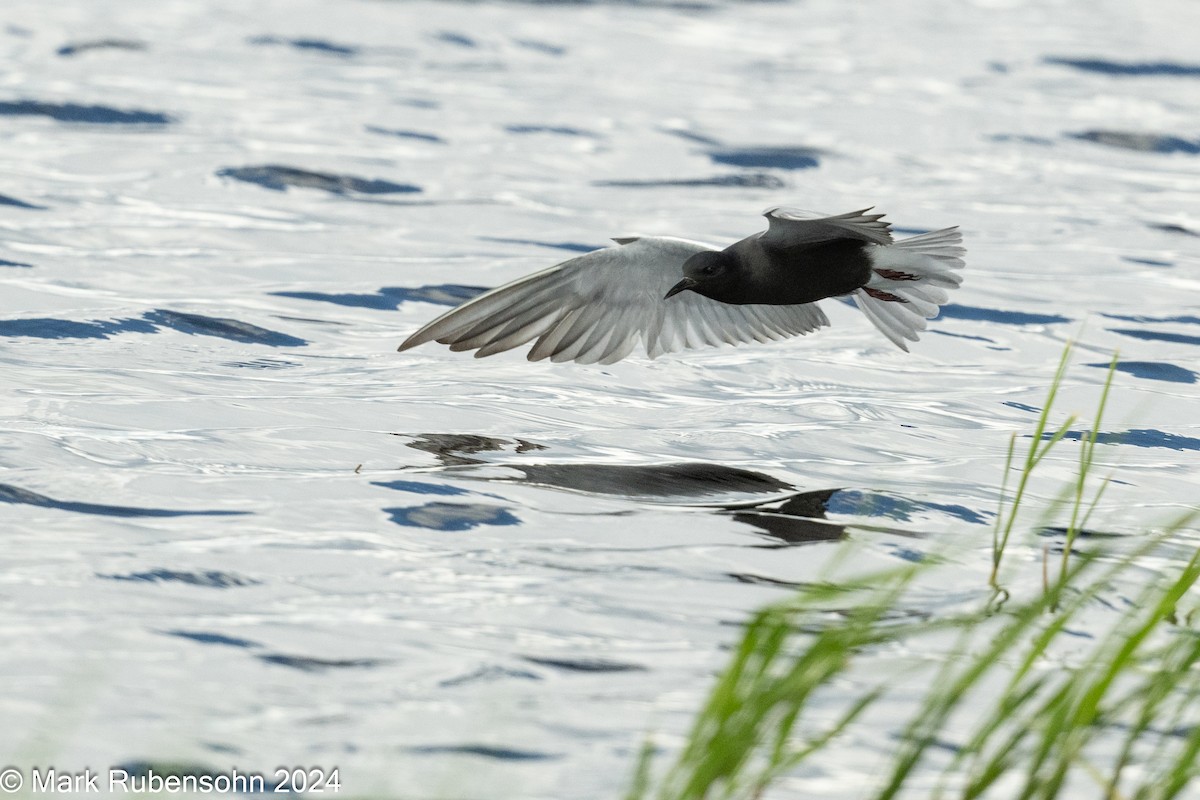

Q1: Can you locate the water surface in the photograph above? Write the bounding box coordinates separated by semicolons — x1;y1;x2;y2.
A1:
1;0;1198;796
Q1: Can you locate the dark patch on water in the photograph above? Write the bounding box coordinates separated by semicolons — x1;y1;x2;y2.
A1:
0;193;47;209
0;316;157;339
272;314;347;327
595;172;786;189
101;569;260;588
257;654;385;672
1003;401;1041;413
662;128;723;145
371;479;471;496
1147;222;1199;237
0;100;173;124
144;310;308;346
523;655;647;673
216;165;421;195
1092;360;1196;383
167;630;262;648
921;500;991;525
439;665;541;687
275;284;486;310
728;572;808;587
408;744;559;761
0;258;33;267
509;462;793;498
505;124;597;137
1108;328;1200;346
892;733;964;755
434;31;478;48
1104;313;1200;325
513;38;566;56
1;483;248;518
220;357;300;370
385;502;519;531
888;546;928;563
393;285;488;305
57;39;147;57
1042;428;1200;451
1121;256;1173;267
938;304;1071;325
1037;526;1124;540
248;35;360;56
1044;57;1200;77
707;146;822;170
397;97;440;109
931;330;1004;346
1068;130;1200;154
480;236;599;253
273;289;405;311
827;490;989;525
1111;429;1200;451
988;133;1054;145
365;125;445;143
0;311;304;345
404;433;548;467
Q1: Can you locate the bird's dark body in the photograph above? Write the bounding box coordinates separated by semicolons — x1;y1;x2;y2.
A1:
682;237;874;306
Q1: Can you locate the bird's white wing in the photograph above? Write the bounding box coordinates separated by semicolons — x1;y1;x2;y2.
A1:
397;236;830;365
759;207;894;249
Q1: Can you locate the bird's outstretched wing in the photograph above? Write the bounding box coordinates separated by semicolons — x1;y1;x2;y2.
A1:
397;237;830;365
759;207;894;250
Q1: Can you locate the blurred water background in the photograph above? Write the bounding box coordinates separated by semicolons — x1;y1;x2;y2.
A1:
1;0;1198;797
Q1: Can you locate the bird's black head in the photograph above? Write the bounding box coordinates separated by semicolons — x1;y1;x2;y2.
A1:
665;251;740;301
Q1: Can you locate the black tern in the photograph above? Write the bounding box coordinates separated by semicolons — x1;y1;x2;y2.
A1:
398;207;965;364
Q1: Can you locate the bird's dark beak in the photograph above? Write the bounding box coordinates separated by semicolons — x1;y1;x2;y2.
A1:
664;277;698;300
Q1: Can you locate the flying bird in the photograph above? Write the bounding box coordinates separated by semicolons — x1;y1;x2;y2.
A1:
397;208;964;364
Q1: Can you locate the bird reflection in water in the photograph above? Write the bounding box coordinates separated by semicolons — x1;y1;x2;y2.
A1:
397;433;863;546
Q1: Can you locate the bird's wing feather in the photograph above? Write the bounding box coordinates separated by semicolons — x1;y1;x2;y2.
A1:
398;236;829;365
759;207;894;249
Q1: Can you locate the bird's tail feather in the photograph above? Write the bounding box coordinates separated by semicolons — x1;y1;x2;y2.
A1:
853;227;965;351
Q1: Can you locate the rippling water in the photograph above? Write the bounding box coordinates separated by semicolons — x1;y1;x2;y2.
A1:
2;0;1198;796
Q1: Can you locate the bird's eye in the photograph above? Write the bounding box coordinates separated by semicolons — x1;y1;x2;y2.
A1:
702;264;719;276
